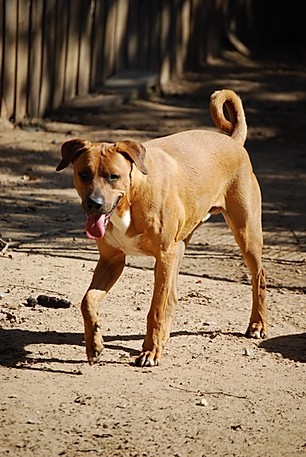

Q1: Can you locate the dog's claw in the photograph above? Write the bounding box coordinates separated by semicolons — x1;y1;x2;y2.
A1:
135;351;160;367
88;350;102;365
86;341;104;365
94;350;102;362
245;324;266;339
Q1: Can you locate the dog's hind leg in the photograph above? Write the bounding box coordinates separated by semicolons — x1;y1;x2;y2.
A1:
222;175;267;339
81;251;126;365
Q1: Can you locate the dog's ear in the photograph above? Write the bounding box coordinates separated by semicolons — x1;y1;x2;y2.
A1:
111;140;148;175
56;139;89;171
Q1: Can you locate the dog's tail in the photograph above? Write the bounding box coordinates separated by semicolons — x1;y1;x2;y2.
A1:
209;89;247;146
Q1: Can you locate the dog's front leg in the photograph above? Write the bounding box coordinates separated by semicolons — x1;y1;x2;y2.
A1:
81;252;125;365
135;244;180;367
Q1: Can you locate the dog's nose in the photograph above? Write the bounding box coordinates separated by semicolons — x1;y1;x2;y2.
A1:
85;195;104;212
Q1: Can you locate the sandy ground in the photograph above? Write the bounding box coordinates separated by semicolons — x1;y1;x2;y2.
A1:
0;53;305;456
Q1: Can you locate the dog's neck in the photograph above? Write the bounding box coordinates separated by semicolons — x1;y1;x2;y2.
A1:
111;198;131;232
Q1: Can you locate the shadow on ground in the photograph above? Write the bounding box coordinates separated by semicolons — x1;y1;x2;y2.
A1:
259;333;306;363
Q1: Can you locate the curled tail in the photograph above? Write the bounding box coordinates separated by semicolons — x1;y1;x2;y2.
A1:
209;89;247;146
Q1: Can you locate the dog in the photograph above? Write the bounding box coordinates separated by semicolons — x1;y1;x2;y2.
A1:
56;89;267;367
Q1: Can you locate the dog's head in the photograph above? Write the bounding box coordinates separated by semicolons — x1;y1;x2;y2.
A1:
56;139;148;239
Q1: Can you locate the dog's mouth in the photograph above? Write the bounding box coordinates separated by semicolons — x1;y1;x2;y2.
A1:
86;213;110;240
85;197;121;240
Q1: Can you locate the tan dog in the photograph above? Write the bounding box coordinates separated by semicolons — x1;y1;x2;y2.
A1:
56;89;267;366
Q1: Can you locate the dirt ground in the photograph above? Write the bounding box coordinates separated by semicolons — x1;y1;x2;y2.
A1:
0;52;305;457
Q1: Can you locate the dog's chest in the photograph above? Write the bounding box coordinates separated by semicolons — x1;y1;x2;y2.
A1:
105;210;145;256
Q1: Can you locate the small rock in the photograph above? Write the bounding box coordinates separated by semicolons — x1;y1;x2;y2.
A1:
203;320;216;327
252;409;261;415
231;424;242;431
26;419;37;424
116;403;127;409
197;398;209;407
21;174;30;181
74;395;92;405
244;348;253;357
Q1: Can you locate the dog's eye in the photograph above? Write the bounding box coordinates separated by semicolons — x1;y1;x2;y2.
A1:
78;171;91;181
108;174;120;182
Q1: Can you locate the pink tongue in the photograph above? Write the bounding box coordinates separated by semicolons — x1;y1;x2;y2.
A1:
86;214;107;240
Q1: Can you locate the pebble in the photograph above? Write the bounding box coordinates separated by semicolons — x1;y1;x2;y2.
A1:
252;409;261;415
203;320;217;326
197;398;209;407
26;419;38;424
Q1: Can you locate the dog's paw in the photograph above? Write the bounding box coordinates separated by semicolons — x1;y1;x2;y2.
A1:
135;350;160;367
245;323;267;339
86;340;104;365
87;349;103;366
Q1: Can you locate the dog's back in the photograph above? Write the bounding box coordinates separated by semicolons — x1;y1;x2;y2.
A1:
143;89;249;176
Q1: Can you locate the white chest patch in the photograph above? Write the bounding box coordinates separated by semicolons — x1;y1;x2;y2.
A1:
202;212;211;222
104;209;145;256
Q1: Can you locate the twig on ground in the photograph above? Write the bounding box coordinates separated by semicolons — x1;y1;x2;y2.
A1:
290;229;302;245
169;384;248;400
76;448;104;454
9;283;68;297
0;237;10;255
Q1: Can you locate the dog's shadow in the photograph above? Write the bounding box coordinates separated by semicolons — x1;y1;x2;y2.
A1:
259;333;306;363
0;328;84;374
0;327;243;372
0;327;144;371
1;328;304;373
